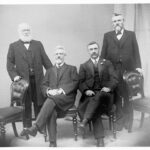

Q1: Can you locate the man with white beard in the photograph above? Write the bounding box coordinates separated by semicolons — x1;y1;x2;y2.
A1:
7;23;52;136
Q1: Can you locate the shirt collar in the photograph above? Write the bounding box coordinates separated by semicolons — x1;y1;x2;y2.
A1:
56;62;64;68
91;57;99;64
115;29;124;35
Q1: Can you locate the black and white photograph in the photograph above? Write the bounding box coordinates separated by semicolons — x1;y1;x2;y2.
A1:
0;0;150;148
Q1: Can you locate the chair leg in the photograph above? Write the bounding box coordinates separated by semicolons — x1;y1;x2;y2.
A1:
89;121;92;131
72;114;78;141
0;122;6;141
112;113;116;139
139;112;145;128
128;103;134;133
12;122;19;137
109;114;112;130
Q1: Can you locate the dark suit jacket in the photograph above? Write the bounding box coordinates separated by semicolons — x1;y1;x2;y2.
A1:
101;30;141;72
7;39;52;105
41;63;79;111
79;58;118;102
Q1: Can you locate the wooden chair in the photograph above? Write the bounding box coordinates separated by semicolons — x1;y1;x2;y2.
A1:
0;79;29;143
123;71;150;132
44;105;78;142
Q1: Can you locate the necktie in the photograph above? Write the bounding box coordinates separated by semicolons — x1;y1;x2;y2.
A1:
57;66;61;82
23;41;30;44
94;60;98;68
116;31;121;36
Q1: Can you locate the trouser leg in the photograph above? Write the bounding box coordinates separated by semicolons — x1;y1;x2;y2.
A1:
36;98;56;131
92;116;104;139
47;110;57;142
29;75;41;119
83;92;111;120
23;88;32;128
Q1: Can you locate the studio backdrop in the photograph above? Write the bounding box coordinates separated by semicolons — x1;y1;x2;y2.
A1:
0;4;150;107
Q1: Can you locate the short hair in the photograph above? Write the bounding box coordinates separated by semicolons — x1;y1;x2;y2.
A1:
112;13;124;20
87;41;99;48
54;45;66;55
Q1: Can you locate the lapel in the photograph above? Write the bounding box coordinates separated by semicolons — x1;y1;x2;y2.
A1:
119;30;129;47
52;66;58;84
111;31;118;45
87;59;94;76
17;40;28;61
18;40;35;62
58;63;67;81
53;65;57;78
97;59;104;78
111;30;129;48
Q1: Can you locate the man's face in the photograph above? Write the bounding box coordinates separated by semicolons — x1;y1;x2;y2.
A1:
88;44;99;59
21;28;31;38
55;48;66;65
112;15;124;32
18;23;32;42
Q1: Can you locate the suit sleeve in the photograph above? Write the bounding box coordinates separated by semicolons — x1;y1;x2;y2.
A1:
41;69;51;97
59;66;79;95
104;61;118;91
132;32;142;68
78;64;90;93
39;42;53;70
101;33;108;59
7;44;18;81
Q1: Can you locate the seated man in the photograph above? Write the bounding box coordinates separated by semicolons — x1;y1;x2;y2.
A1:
22;46;79;147
78;41;118;147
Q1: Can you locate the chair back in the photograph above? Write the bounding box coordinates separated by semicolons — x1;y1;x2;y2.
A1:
11;79;29;106
123;71;144;100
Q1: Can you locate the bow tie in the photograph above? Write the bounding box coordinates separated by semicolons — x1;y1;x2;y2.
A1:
23;41;30;44
116;31;122;36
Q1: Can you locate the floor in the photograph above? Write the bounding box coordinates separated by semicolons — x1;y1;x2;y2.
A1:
1;111;150;147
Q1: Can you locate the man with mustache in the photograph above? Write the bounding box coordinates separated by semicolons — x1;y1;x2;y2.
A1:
7;23;52;135
101;13;142;131
78;41;118;147
21;46;79;147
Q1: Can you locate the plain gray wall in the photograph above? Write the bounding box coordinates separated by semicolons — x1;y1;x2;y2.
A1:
0;4;113;107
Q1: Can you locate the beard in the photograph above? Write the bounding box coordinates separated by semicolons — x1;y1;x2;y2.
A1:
19;34;32;42
115;25;122;32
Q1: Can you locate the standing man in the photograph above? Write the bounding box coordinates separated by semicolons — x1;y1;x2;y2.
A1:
7;23;52;135
101;13;142;130
78;41;118;147
21;46;79;147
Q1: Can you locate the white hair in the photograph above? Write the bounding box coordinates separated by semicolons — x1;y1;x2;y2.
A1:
18;22;31;33
54;45;67;55
18;22;32;42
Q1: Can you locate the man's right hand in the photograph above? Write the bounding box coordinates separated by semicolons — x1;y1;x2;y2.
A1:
14;76;21;82
47;89;59;96
85;90;95;96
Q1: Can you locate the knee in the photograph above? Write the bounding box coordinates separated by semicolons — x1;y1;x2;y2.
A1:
44;98;56;107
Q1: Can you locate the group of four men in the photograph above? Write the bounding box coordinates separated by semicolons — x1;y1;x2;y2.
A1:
6;13;142;147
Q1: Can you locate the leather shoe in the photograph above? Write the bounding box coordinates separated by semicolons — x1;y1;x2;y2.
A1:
49;141;57;147
26;124;38;137
20;128;28;136
96;138;104;147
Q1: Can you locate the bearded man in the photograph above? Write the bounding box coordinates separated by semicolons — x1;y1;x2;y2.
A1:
21;46;79;147
7;23;52;135
101;13;142;131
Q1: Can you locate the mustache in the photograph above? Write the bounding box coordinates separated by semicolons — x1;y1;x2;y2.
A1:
91;52;98;56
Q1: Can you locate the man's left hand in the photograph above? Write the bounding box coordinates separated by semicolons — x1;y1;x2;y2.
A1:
101;87;111;93
136;68;143;75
